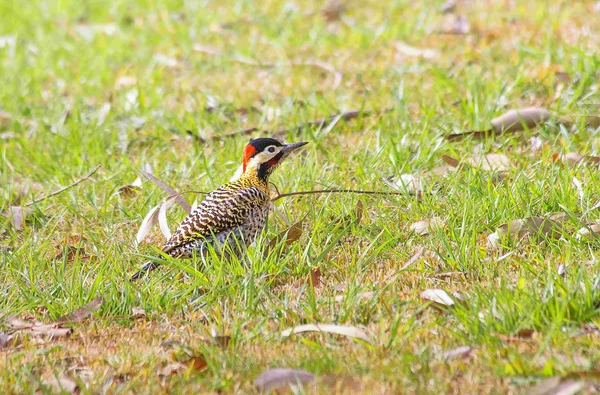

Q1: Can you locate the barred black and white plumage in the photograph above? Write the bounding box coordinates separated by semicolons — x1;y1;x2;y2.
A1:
130;138;308;281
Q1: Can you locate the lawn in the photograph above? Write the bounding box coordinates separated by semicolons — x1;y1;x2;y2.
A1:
1;0;600;393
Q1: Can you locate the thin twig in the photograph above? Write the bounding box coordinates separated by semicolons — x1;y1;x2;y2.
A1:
271;188;417;202
24;165;101;207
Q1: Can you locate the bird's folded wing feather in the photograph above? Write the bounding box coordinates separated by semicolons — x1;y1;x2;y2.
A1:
162;186;269;254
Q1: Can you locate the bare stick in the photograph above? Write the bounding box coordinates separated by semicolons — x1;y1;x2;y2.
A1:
25;165;101;207
271;188;418;202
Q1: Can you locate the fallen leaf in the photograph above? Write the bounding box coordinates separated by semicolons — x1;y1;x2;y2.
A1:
2;206;25;230
115;177;142;198
395;41;439;59
309;267;322;288
0;110;12;125
56;297;103;324
0;332;14;349
42;373;79;394
576;223;600;240
488;217;564;248
555;152;600;167
496;330;536;342
266;220;303;254
254;368;315;392
443;346;472;360
159;355;208;376
384;174;427;193
466;153;511;171
281;323;370;342
29;324;73;339
321;0;345;22
531;377;584;395
410;218;442;236
132;307;146;319
420;289;455;307
136;204;161;246
400;247;425;271
446;107;551;141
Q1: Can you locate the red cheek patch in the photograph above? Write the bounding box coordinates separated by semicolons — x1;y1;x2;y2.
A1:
243;145;256;172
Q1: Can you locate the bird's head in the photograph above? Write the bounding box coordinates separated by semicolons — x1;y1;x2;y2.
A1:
242;137;308;180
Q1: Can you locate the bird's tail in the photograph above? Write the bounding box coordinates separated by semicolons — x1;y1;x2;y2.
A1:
130;260;161;281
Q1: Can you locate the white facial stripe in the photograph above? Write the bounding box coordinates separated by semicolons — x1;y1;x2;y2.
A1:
246;146;283;168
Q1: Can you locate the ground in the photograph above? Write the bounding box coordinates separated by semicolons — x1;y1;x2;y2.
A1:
1;0;600;393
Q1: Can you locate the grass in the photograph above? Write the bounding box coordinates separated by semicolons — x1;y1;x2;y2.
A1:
1;0;600;393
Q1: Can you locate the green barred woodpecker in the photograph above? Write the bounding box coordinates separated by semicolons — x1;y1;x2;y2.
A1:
130;138;308;281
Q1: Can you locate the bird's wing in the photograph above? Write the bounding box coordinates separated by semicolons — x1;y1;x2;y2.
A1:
162;186;269;254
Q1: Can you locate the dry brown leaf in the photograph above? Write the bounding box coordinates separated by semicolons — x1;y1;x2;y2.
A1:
309;267;322;288
29;324;73;339
0;110;12;125
492;107;551;133
400;247;425;271
496;330;536;342
531;377;584;395
488;217;564;248
555;152;600;167
132;307;146;319
266;220;303;255
42;373;80;394
3;206;25;230
0;332;14;349
441;155;460;167
420;289;455;308
321;0;345;22
159;355;208;376
576;223;600;240
446;107;551;141
254;368;315;392
466;153;511;171
443;346;473;360
56;297;103;324
281;323;370;342
384;174;427;193
115;181;142;198
410;218;442;236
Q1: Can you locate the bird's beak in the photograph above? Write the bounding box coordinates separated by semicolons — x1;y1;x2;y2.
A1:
282;141;308;153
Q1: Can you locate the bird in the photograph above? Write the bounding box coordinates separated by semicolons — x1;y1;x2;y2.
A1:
130;137;308;281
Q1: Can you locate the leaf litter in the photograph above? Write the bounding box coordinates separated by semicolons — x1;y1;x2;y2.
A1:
281;323;371;342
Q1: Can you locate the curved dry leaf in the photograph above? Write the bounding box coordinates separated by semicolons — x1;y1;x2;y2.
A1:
309;267;322;287
441;155;460;167
266;220;303;254
114;184;142;198
531;377;583;395
281;323;371;342
159;355;208;376
491;107;550;133
254;368;315;392
420;289;455;307
395;41;439;59
576;223;600;240
3;206;25;230
496;217;564;240
56;296;103;324
410;218;442;236
0;332;14;349
466;153;511;171
386;174;426;193
159;195;181;240
132;307;147;319
29;325;73;339
556;152;600;167
136;204;161;246
443;345;472;360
